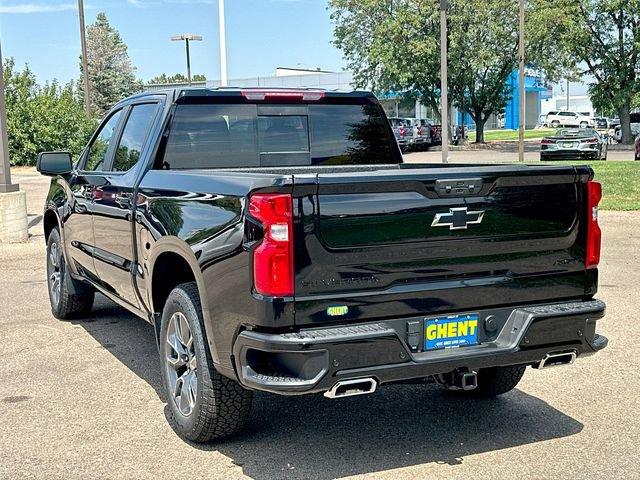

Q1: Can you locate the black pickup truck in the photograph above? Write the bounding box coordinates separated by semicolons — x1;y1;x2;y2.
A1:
37;87;607;443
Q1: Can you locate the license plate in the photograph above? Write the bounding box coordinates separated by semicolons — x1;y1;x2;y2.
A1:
562;142;574;148
424;313;479;350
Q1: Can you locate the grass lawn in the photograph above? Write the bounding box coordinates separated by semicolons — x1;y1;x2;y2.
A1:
551;161;640;211
468;128;556;142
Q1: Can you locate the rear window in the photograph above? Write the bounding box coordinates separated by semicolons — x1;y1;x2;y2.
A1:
557;128;597;137
160;101;399;169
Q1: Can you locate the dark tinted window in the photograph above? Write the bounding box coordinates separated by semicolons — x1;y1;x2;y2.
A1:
113;103;158;172
85;110;122;171
161;101;398;169
309;104;394;164
163;104;259;169
258;115;309;153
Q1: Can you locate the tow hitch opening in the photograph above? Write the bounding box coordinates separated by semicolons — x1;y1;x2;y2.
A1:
437;369;478;391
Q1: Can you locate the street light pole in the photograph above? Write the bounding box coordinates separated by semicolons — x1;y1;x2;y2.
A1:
518;0;525;162
440;0;449;163
185;38;192;85
171;34;203;86
218;0;228;86
78;0;91;115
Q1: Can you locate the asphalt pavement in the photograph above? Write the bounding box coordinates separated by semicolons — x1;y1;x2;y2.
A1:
1;168;638;480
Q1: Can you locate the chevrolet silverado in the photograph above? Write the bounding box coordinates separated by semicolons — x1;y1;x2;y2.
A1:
37;87;607;442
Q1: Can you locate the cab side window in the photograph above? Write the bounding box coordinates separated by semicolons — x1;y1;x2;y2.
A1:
113;103;159;172
85;110;123;171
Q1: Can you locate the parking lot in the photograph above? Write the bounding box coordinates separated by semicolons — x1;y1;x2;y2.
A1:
402;147;635;163
1;166;639;480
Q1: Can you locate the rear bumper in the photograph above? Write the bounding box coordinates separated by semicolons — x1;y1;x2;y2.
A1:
232;299;606;395
541;147;599;159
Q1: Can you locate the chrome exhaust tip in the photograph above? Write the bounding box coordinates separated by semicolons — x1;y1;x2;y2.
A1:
324;378;377;399
535;350;577;369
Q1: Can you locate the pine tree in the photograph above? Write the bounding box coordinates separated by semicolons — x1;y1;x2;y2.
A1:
79;12;142;114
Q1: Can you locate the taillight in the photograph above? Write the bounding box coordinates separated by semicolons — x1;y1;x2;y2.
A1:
540;138;555;145
586;181;602;268
241;89;325;101
399;126;405;137
249;193;294;296
418;126;423;135
582;137;598;144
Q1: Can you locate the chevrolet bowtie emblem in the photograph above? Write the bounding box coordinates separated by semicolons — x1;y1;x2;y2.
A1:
431;207;485;230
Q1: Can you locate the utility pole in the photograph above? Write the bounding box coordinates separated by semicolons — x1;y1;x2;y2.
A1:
518;0;525;162
0;40;28;243
78;0;91;115
218;0;228;86
0;42;17;194
440;0;449;163
171;34;203;85
566;78;570;110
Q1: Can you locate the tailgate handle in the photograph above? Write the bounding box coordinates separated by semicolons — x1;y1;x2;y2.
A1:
435;178;483;196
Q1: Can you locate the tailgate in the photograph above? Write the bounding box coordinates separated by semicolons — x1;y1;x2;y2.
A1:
293;165;593;326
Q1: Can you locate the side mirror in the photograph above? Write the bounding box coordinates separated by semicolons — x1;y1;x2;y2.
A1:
36;151;73;176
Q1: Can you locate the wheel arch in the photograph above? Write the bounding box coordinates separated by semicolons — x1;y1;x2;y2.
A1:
43;207;73;270
147;238;218;361
43;208;60;242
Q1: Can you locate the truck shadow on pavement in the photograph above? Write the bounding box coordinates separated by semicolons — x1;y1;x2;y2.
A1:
81;295;584;480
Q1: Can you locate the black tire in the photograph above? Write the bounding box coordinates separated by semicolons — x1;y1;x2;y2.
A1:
159;282;252;443
450;365;526;398
46;228;94;319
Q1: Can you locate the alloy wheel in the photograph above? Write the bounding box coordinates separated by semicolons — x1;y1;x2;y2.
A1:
47;241;61;308
165;311;198;416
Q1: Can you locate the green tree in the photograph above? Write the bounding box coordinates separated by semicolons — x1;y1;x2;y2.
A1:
330;0;579;143
3;58;95;166
148;73;206;84
80;12;143;114
565;0;640;144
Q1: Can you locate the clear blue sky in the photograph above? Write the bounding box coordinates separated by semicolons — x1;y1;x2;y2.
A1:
0;0;346;84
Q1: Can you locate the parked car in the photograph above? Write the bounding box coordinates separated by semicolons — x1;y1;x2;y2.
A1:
37;87;607;443
545;111;594;128
613;112;640;142
389;117;413;151
540;127;608;160
429;123;443;144
418;118;434;145
593;117;609;130
635;133;640;160
403;117;433;150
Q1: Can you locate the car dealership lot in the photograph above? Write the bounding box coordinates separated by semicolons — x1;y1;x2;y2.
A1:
1;168;639;480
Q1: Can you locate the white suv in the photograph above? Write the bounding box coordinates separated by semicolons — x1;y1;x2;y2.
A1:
546;111;594;128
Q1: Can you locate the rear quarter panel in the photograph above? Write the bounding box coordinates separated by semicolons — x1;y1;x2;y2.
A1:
135;169;294;371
